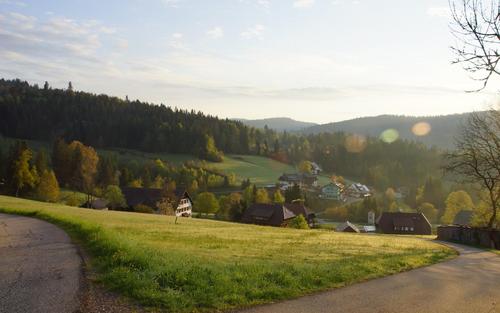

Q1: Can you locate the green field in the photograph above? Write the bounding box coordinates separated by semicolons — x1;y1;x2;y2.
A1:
0;196;455;312
0;136;331;186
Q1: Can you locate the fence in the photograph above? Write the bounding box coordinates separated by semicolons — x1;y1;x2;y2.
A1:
437;226;500;250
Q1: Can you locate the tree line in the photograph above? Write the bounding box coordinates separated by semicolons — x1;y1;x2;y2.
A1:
0;78;444;193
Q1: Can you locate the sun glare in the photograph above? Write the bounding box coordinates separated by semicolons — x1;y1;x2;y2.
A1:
412;122;431;136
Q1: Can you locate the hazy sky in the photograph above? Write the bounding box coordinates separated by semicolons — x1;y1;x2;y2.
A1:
0;0;497;123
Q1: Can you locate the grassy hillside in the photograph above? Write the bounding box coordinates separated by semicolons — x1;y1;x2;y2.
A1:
0;136;331;186
0;196;455;312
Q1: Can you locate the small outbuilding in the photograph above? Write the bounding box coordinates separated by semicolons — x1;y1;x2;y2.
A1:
376;212;432;235
336;221;360;233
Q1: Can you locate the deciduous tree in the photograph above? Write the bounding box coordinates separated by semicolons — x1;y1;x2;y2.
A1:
445;110;500;228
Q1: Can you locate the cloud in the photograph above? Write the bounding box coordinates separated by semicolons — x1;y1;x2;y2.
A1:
169;32;186;49
206;26;223;39
293;0;315;8
240;24;265;39
0;0;26;6
427;7;450;18
162;0;182;8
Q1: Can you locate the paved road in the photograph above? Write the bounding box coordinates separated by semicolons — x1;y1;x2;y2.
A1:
0;213;82;313
240;242;500;313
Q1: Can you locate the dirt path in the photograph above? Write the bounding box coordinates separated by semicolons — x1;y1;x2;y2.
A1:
239;242;500;313
0;213;82;313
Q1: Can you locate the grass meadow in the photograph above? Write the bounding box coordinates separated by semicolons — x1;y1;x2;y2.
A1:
0;136;332;187
0;195;456;312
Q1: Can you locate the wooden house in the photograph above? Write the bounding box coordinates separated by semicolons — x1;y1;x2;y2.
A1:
376;212;432;235
241;202;315;227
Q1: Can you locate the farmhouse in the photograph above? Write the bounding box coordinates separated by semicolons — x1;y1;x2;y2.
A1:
320;183;344;200
336;221;360;233
122;187;193;217
242;202;316;227
347;183;371;198
376;212;432;235
284;202;316;227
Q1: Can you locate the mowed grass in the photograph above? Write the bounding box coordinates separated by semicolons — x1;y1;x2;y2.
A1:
0;196;456;312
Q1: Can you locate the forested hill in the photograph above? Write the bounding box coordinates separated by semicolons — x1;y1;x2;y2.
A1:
0;79;445;191
237;117;317;131
301;114;472;149
0;79;256;161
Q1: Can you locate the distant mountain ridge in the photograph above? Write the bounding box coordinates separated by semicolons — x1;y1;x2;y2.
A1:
302;113;474;149
242;113;476;149
236;117;318;131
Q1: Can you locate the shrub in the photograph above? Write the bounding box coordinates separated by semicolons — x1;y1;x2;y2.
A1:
289;214;309;229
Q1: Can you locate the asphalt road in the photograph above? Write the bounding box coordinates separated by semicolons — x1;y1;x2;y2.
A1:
0;213;82;313
239;242;500;313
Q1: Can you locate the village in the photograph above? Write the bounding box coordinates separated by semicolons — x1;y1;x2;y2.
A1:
79;160;436;236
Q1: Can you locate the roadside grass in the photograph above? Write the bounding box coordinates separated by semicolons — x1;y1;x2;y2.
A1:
0;195;456;312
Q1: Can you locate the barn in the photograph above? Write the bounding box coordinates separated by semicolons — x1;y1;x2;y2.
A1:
376;212;432;235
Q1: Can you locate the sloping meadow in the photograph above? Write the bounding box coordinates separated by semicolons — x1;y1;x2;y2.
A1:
0;196;455;312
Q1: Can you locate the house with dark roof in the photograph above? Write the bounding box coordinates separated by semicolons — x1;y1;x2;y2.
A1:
336;221;360;233
284;202;316;227
122;187;193;217
376;212;432;235
241;202;315;227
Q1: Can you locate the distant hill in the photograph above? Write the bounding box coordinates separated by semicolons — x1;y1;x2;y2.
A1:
237;117;318;131
301;113;475;149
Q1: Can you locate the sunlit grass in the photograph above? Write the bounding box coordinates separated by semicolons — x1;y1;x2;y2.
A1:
0;195;456;312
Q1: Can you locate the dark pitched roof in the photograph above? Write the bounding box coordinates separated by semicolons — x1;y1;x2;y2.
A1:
336;221;360;233
242;203;296;226
453;210;473;226
284;202;314;219
377;212;432;235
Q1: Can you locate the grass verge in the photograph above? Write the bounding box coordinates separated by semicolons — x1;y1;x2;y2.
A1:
0;195;456;312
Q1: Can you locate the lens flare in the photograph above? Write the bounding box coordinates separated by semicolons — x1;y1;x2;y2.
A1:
412;122;431;136
345;134;367;153
380;129;399;143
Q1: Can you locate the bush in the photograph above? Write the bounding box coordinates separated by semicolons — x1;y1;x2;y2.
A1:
289;214;309;229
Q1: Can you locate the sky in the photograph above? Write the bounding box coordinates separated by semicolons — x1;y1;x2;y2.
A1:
0;0;498;123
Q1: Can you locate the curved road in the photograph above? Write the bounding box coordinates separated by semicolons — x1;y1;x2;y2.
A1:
240;243;500;313
1;213;499;313
0;213;82;313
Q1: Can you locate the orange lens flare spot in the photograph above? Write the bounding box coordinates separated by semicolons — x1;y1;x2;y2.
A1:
412;122;431;136
345;134;367;153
